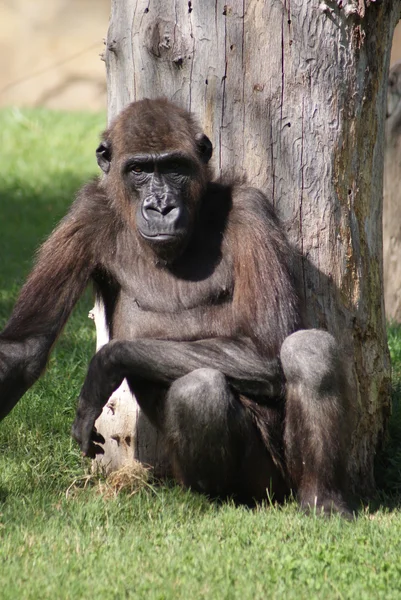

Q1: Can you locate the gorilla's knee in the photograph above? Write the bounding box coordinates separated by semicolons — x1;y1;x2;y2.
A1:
280;329;344;396
164;368;235;442
164;368;243;495
167;368;230;423
170;367;227;398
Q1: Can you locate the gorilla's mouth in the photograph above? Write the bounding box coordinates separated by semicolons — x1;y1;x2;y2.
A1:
138;228;189;262
139;231;180;242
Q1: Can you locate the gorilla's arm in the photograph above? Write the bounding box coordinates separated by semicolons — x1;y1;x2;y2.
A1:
0;192;99;421
72;337;285;455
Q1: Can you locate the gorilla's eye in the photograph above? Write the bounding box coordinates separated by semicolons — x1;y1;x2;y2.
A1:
132;165;143;173
163;160;191;176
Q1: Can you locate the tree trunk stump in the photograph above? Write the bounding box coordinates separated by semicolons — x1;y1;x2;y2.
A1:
94;0;400;495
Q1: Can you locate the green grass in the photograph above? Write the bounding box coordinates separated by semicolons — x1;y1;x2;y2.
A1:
1;108;401;599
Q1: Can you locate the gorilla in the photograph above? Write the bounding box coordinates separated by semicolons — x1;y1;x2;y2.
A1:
0;99;352;515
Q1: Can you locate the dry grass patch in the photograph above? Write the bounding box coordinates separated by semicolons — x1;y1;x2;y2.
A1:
65;461;152;500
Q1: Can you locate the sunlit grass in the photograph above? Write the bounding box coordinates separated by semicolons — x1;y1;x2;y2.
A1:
1;108;401;599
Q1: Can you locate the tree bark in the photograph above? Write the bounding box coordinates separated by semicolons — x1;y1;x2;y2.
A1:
384;62;401;322
96;0;400;495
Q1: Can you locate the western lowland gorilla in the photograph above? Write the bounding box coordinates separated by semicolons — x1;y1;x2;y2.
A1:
0;98;353;515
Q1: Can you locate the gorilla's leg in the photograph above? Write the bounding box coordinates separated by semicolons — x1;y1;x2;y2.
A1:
160;368;286;502
71;340;287;503
280;329;353;516
72;336;283;456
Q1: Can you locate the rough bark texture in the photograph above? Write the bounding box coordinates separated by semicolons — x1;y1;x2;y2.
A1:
96;0;399;494
384;62;401;322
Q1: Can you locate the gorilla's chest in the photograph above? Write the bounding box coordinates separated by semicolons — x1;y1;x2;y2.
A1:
119;251;233;313
109;252;234;341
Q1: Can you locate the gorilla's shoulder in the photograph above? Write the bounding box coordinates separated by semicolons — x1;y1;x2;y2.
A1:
231;183;278;225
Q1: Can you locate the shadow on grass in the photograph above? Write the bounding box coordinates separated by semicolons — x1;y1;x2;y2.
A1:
371;323;401;511
0;175;93;291
0;172;98;349
0;486;8;504
372;382;401;511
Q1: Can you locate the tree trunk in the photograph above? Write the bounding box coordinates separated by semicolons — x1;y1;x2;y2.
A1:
384;62;401;322
95;0;399;495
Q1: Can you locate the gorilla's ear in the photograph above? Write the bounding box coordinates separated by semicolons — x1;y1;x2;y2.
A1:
96;140;112;173
195;133;213;164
